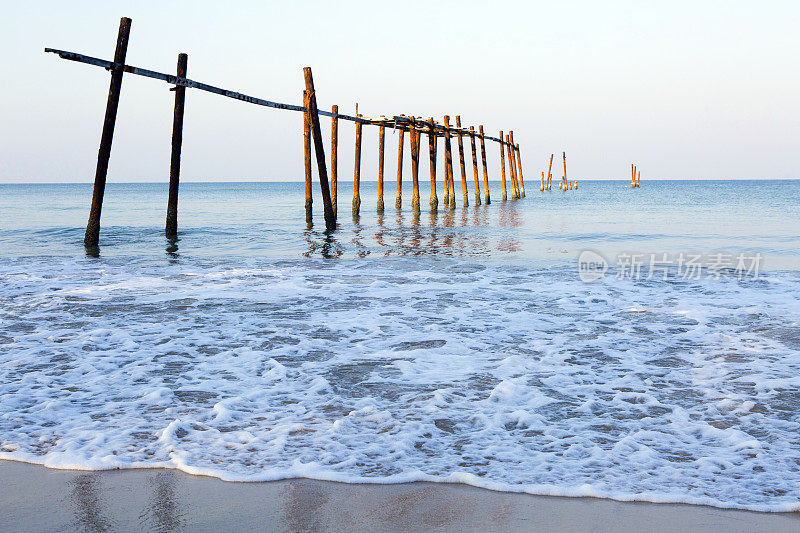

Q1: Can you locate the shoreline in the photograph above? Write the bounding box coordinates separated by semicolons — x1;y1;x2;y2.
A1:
3;461;798;532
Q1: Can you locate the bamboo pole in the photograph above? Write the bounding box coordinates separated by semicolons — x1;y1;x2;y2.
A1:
303;90;312;223
377;124;385;213
353;114;362;216
428;117;438;210
410;118;420;212
469;126;481;205
302;68;335;230
165;52;187;238
331;105;338;217
395;128;404;208
444;116;455;209
513;135;524;197
84;17;132;249
479;125;490;205
499;130;507;201
456;116;468;207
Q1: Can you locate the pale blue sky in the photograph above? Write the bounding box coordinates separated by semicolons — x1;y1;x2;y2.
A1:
1;0;798;182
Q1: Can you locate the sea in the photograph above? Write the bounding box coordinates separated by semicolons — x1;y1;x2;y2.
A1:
1;180;799;513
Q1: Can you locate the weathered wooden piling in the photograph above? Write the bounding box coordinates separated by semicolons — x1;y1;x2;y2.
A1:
562;151;568;191
302;68;335;230
631;163;635;187
410;118;420;211
547;153;553;190
479;125;490;204
303;90;312;223
637;170;640;187
353;114;362;216
456;116;468;207
541;171;545;191
165;52;187;238
395;128;404;209
509;132;520;198
469;126;481;205
428;118;438;210
377;124;385;212
506;134;519;199
331;105;338;216
513;135;524;197
499;130;507;201
444;116;455;210
84;16;132;249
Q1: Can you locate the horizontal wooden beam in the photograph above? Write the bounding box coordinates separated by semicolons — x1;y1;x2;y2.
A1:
45;47;507;143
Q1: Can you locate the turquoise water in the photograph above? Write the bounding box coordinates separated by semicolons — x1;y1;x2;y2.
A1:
1;180;799;512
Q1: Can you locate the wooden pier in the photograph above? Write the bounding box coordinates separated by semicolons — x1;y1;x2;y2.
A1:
46;17;534;249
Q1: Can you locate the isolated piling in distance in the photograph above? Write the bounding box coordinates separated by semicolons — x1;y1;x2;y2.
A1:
84;17;132;249
456;116;468;207
165;52;187;238
331;105;338;216
469;126;481;205
479;125;490;204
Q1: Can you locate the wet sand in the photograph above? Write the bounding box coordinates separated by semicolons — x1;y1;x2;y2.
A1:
2;461;798;532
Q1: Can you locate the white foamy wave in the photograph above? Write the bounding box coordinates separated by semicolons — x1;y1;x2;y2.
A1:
1;257;799;512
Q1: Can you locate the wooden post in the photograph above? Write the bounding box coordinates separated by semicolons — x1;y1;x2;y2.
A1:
562;151;568;191
456;116;469;207
479;125;490;204
410;118;420;211
377;125;385;212
165;52;187;238
513;135;524;197
631;163;635;187
395;128;404;208
547;153;554;190
637;169;640;187
428;118;438;210
302;68;336;230
469;126;481;205
353;114;362;216
331;105;338;217
303;90;312;223
499;131;507;201
541;171;544;191
84;17;132;249
506;133;519;199
444;116;455;209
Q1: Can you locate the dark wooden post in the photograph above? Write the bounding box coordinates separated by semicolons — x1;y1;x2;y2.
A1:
469;126;481;205
511;132;524;197
303;90;312;223
444;116;455;209
479;125;490;204
331;105;338;216
547;153;554;190
456;116;468;207
395;128;404;208
84;17;132;249
428;118;438;210
302;67;336;230
353;114;362;216
499;130;507;201
377;125;385;212
410;118;420;211
165;52;187;238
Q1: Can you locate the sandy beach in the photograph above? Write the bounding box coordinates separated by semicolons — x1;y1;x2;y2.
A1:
1;461;797;532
